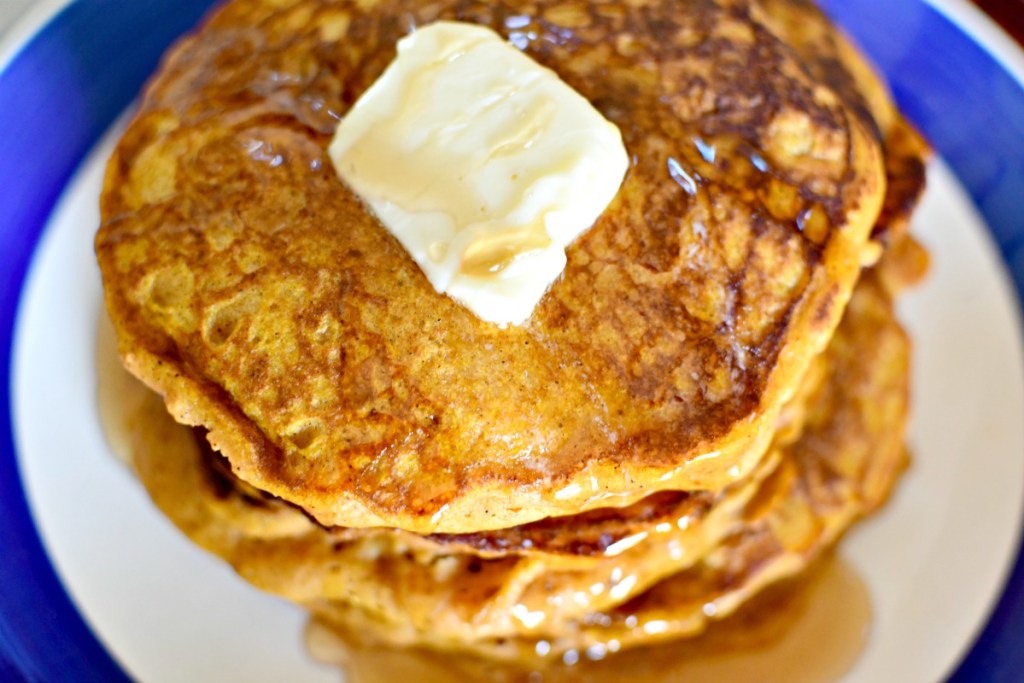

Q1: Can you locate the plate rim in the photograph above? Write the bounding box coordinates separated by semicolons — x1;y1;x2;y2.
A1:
924;0;1024;87
0;0;69;71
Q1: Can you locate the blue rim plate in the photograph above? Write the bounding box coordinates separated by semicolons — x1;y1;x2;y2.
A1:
1;0;1023;680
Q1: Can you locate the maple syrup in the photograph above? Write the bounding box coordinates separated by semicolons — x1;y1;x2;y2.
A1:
305;555;870;683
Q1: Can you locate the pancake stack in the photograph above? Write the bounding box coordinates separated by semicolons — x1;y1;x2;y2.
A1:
95;0;929;673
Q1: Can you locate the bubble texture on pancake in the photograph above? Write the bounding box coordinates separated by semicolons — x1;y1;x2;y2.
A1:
96;0;887;533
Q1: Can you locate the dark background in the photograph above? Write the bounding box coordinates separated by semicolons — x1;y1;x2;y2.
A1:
972;0;1024;45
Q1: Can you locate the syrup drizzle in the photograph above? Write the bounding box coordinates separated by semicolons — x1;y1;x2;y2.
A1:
306;556;870;683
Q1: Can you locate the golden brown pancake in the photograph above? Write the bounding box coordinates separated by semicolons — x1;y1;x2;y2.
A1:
94;1;931;674
113;250;911;660
96;0;887;533
181;340;825;565
307;266;911;661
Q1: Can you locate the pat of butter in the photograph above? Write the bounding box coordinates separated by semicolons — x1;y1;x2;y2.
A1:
328;21;628;326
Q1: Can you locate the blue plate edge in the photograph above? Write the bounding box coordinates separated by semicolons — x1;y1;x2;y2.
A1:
0;1;218;680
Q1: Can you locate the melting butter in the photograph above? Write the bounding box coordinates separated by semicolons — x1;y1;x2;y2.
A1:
329;21;628;325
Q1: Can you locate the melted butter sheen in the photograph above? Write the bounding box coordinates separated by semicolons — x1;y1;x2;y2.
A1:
328;21;628;325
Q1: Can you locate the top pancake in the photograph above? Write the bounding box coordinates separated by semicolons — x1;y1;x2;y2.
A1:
96;0;886;533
